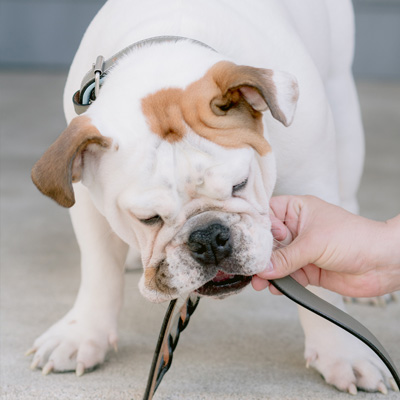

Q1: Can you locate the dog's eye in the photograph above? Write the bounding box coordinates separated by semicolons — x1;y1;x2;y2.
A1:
139;215;162;226
232;178;248;193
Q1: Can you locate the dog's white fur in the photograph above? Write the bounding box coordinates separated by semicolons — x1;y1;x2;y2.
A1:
30;0;392;393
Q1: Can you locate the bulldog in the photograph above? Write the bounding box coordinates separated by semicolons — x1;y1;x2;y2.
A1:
29;0;393;394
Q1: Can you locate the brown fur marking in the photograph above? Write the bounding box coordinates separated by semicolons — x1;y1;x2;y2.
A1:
144;265;178;298
182;61;272;155
141;88;187;143
141;61;274;155
31;115;112;208
144;267;158;292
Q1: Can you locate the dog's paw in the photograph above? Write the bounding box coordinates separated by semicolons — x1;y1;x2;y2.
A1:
305;332;399;394
26;308;118;376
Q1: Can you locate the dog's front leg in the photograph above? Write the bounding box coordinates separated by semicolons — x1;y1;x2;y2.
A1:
29;183;129;376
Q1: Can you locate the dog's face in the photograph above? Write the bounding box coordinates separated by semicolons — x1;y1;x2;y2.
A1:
32;48;298;302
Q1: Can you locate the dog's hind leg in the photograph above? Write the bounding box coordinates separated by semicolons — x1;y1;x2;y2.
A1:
325;73;365;214
323;0;365;215
323;1;397;308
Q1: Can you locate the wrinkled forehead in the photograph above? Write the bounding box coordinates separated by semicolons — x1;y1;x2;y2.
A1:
169;134;251;183
135;135;253;199
114;134;254;222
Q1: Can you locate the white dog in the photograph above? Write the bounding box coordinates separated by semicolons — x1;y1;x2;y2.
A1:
30;0;392;394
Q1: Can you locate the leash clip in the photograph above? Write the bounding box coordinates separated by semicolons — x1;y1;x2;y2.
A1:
72;54;105;115
93;55;105;100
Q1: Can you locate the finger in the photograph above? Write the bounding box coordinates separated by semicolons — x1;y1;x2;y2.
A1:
270;214;292;244
251;275;270;291
290;268;312;288
268;239;313;279
268;284;283;296
269;196;292;220
268;270;309;296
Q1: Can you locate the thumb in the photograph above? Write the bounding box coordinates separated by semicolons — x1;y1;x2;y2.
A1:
259;237;313;279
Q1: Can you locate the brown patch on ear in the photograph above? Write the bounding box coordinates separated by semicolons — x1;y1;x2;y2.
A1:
181;61;271;155
142;88;187;143
209;62;298;127
31;115;112;208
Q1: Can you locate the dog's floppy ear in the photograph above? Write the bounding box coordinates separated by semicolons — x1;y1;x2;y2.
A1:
211;62;299;127
31;115;112;208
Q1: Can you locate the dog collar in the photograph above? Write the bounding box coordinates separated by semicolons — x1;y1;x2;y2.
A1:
72;36;215;115
143;277;400;399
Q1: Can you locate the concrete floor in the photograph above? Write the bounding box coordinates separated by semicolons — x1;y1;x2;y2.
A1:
0;71;399;399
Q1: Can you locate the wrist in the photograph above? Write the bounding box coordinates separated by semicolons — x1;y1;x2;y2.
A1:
371;215;400;269
384;214;400;266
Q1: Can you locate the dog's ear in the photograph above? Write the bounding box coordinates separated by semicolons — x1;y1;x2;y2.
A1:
31;115;112;208
210;62;299;127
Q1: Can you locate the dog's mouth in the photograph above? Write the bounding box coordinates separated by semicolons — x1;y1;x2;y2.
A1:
195;270;252;297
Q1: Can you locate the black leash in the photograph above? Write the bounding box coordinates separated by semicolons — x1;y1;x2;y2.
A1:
269;276;400;388
143;295;200;400
143;277;399;399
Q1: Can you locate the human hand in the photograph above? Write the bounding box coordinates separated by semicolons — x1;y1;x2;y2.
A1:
252;195;400;297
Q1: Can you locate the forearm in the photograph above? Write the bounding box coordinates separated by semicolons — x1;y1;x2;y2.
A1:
354;214;400;296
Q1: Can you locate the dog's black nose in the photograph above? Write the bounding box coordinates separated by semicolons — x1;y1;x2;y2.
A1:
188;223;232;265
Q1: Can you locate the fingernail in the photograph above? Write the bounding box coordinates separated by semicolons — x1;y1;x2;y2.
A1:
266;261;274;271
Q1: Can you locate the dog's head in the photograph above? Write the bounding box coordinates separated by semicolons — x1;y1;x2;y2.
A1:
32;43;298;302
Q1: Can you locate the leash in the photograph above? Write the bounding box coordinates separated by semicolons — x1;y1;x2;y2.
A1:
143;276;400;399
269;276;400;388
143;294;200;400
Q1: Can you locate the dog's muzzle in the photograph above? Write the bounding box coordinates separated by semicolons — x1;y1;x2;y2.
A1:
188;222;252;297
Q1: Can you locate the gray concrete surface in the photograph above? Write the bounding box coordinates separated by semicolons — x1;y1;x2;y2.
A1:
0;71;399;399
